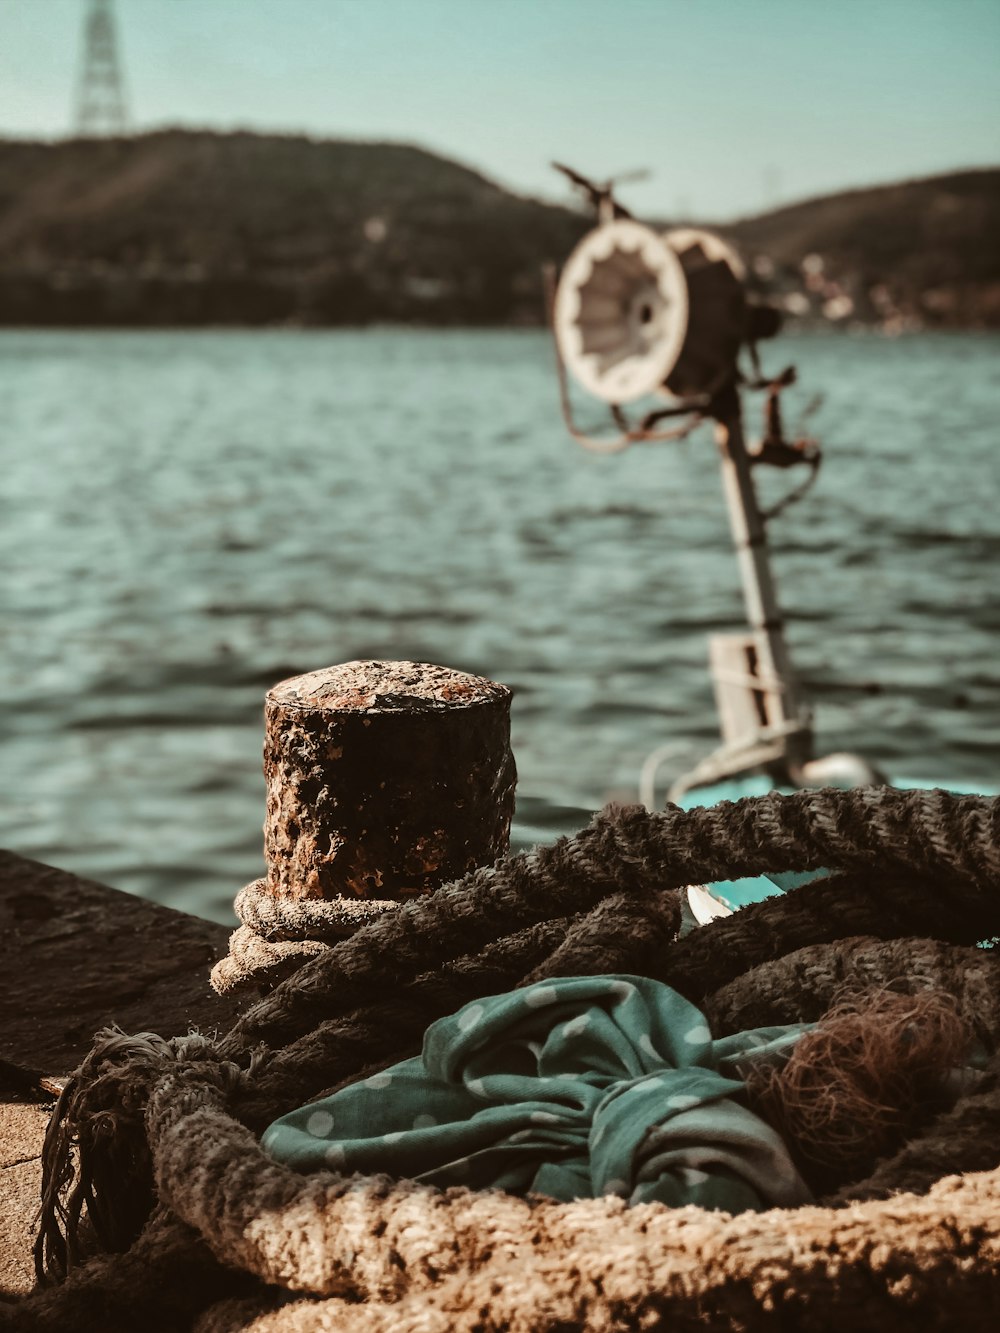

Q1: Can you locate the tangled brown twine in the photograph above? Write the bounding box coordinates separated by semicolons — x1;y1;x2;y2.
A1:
11;786;1000;1333
746;988;972;1191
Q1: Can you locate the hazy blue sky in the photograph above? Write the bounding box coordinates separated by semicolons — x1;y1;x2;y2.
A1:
2;0;998;218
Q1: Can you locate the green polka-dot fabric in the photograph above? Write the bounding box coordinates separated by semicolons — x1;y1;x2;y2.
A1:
261;974;814;1213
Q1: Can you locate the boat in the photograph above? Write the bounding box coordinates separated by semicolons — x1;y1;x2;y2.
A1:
545;165;995;918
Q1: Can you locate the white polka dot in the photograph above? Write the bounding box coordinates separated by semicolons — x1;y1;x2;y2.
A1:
637;1033;658;1057
384;1131;405;1144
458;1003;485;1032
667;1093;700;1111
683;1025;712;1045
530;1110;560;1124
609;981;635;999
524;986;559;1008
366;1071;393;1089
602;1178;628;1196
413;1113;437;1130
467;1078;487;1097
324;1144;346;1169
680;1167;709;1187
634;1077;667;1093
306;1109;334;1138
562;1014;590;1038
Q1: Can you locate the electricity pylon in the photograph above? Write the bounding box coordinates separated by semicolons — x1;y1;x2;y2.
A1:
74;0;130;136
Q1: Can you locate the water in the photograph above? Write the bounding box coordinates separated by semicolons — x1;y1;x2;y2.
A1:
2;329;998;923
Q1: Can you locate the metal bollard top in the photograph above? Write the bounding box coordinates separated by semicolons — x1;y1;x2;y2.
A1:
267;660;511;714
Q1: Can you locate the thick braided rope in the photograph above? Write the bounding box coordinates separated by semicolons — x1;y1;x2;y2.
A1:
236;866;995;1132
218;787;1000;1060
137;1043;1000;1333
24;887;682;1328
20;789;1000;1332
215;838;681;997
188;1162;1000;1333
141;939;1000;1302
234;890;680;1131
212;927;330;995
232;918;580;1128
704;935;1000;1041
211;883;405;996
235;882;402;943
22;940;1000;1332
657;864;1000;1002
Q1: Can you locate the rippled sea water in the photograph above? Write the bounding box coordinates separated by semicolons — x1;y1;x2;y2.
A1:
2;328;998;921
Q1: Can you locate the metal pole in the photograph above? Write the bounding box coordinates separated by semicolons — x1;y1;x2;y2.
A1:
713;388;812;769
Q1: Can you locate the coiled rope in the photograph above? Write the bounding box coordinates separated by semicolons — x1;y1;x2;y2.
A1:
14;786;1000;1333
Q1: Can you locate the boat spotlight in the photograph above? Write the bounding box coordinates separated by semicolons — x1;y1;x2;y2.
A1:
553;220;748;404
548;163;880;812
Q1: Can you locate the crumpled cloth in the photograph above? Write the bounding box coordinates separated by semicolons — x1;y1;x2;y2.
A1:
262;974;814;1213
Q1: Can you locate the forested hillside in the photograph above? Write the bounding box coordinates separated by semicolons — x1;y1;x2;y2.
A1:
0;131;996;327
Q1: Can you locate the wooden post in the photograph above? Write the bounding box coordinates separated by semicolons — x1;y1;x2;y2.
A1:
263;660;516;902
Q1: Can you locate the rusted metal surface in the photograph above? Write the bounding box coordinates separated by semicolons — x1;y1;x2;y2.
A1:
0;851;240;1087
263;660;516;901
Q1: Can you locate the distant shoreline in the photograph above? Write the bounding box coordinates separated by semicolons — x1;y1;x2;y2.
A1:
2;132;997;331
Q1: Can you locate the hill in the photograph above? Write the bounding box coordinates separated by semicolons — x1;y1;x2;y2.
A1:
0;131;586;325
725;169;1000;330
0;130;996;328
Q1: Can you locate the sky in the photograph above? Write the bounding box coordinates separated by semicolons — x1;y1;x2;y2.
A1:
1;0;998;220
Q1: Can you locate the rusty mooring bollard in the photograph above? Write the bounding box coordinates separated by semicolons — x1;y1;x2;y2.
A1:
212;660;516;994
212;660;517;994
263;659;516;901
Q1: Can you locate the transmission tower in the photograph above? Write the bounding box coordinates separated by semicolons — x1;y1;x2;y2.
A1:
74;0;130;136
